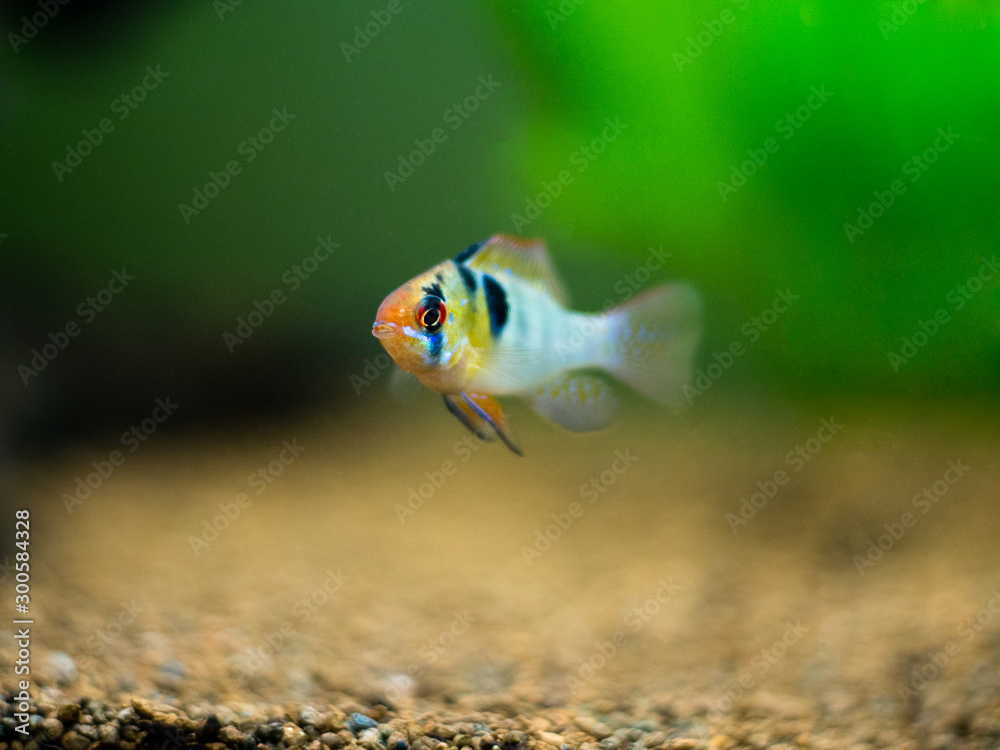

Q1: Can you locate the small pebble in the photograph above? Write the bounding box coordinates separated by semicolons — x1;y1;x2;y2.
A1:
299;707;320;727
121;724;141;742
359;728;380;743
45;653;78;686
317;712;347;733
575;718;613;740
131;698;156;720
198;715;223;743
98;724;120;746
61;730;90;750
57;705;82;725
255;722;285;743
75;725;98;740
41;718;64;741
349;713;379;733
320;732;343;748
220;725;245;744
157;659;187;690
501;731;527;747
284;725;309;747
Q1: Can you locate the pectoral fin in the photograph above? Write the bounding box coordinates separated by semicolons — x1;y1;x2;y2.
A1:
443;393;523;456
526;372;620;433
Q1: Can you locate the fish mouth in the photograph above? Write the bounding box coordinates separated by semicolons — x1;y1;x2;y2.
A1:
372;320;398;339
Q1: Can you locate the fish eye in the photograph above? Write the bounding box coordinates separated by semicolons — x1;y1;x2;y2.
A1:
416;295;446;334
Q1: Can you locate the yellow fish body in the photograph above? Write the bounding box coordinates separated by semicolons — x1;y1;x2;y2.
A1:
372;235;701;455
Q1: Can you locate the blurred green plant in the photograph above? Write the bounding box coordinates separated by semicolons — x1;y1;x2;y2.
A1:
487;0;1000;392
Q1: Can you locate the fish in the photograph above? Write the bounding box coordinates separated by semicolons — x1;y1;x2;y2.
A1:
372;234;701;455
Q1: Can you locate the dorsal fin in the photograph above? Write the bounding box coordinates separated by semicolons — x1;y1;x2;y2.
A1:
454;235;567;304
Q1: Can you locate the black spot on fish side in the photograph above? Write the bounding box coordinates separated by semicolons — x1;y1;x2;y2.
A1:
482;273;509;338
454;239;487;265
456;262;477;294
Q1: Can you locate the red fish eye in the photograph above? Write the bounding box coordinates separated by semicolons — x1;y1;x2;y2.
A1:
417;296;446;334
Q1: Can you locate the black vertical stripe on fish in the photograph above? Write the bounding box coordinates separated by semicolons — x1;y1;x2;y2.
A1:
456;262;477;294
482;273;509;338
454;239;486;265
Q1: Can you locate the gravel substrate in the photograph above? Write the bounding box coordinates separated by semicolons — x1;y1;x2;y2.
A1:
0;693;795;750
5;400;1000;750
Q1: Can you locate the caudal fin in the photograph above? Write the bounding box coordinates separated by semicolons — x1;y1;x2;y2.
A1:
603;284;701;406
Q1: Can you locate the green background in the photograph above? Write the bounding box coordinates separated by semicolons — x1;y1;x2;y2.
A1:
2;0;998;444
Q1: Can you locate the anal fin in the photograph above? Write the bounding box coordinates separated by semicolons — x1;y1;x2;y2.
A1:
526;372;620;433
443;393;523;456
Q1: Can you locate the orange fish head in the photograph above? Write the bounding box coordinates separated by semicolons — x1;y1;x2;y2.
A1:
372;274;451;375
